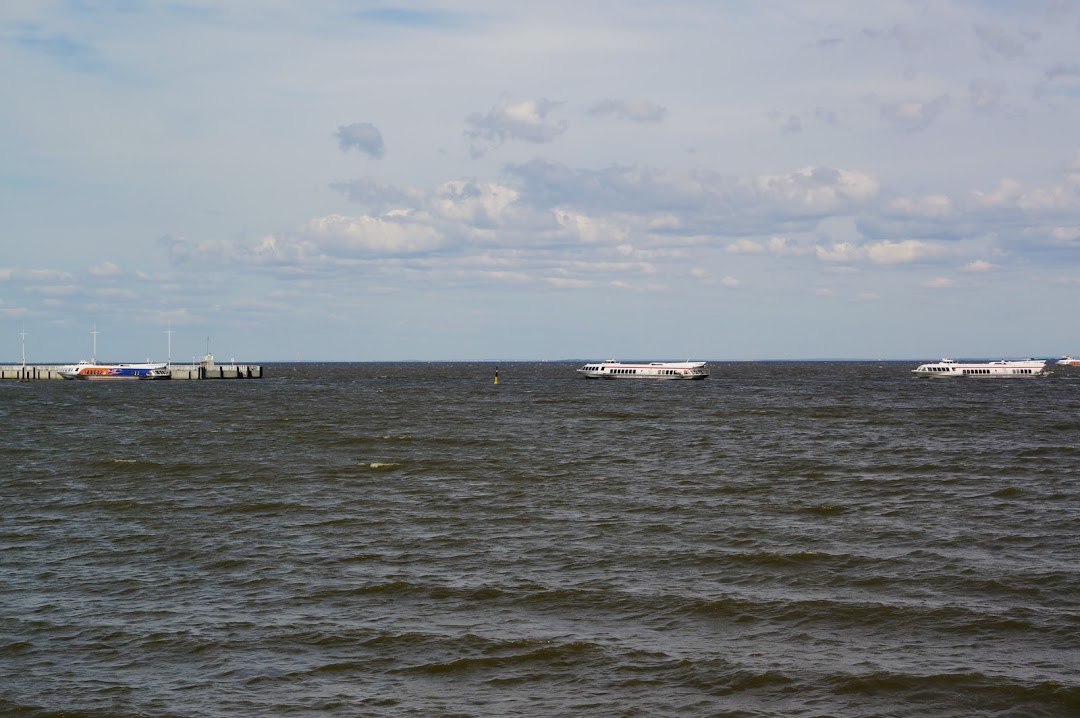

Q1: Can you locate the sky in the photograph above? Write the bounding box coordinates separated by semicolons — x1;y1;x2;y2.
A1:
2;0;1079;362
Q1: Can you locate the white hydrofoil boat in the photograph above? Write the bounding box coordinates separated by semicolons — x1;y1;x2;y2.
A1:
577;359;709;380
911;358;1048;378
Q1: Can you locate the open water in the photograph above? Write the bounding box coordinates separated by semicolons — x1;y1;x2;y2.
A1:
2;361;1078;718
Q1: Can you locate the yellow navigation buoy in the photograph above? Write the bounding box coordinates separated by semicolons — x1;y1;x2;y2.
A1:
494;366;499;384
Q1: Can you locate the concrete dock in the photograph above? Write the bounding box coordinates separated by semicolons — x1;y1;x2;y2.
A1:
0;360;263;381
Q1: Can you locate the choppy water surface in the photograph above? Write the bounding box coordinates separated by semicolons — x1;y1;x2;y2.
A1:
2;362;1078;717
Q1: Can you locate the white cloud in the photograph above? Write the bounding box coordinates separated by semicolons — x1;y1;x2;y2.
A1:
857;194;966;242
743;166;880;214
972;179;1025;208
727;236;810;256
335;123;385;158
972;23;1035;60
1067;151;1080;186
302;214;444;256
866;240;943;264
589;99;666;123
429;180;521;227
816;243;858;263
29;284;79;296
546;277;593;288
0;268;76;282
922;277;954;288
880;94;950;132
465;96;567;147
615;244;688;260
816;240;943;265
89;261;122;276
970;175;1080;212
1050;226;1080;242
727;239;764;254
766;236;810;255
96;287;137;298
885;194;954;219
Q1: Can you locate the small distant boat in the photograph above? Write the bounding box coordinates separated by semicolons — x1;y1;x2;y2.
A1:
911;358;1048;378
577;359;709;380
59;361;171;380
1056;356;1080;366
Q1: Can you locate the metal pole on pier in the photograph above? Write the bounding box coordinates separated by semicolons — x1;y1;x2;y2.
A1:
19;326;28;382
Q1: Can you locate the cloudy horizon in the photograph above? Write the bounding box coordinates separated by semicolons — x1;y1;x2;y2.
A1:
3;1;1079;363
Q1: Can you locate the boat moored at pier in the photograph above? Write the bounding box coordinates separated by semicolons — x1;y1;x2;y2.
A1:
59;361;171;380
577;359;709;380
911;358;1048;378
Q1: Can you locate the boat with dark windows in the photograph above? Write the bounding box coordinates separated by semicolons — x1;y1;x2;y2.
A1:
911;358;1048;378
576;359;709;380
59;361;171;380
1056;355;1080;366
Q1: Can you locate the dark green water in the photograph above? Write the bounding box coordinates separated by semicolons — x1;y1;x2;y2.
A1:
2;362;1078;717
